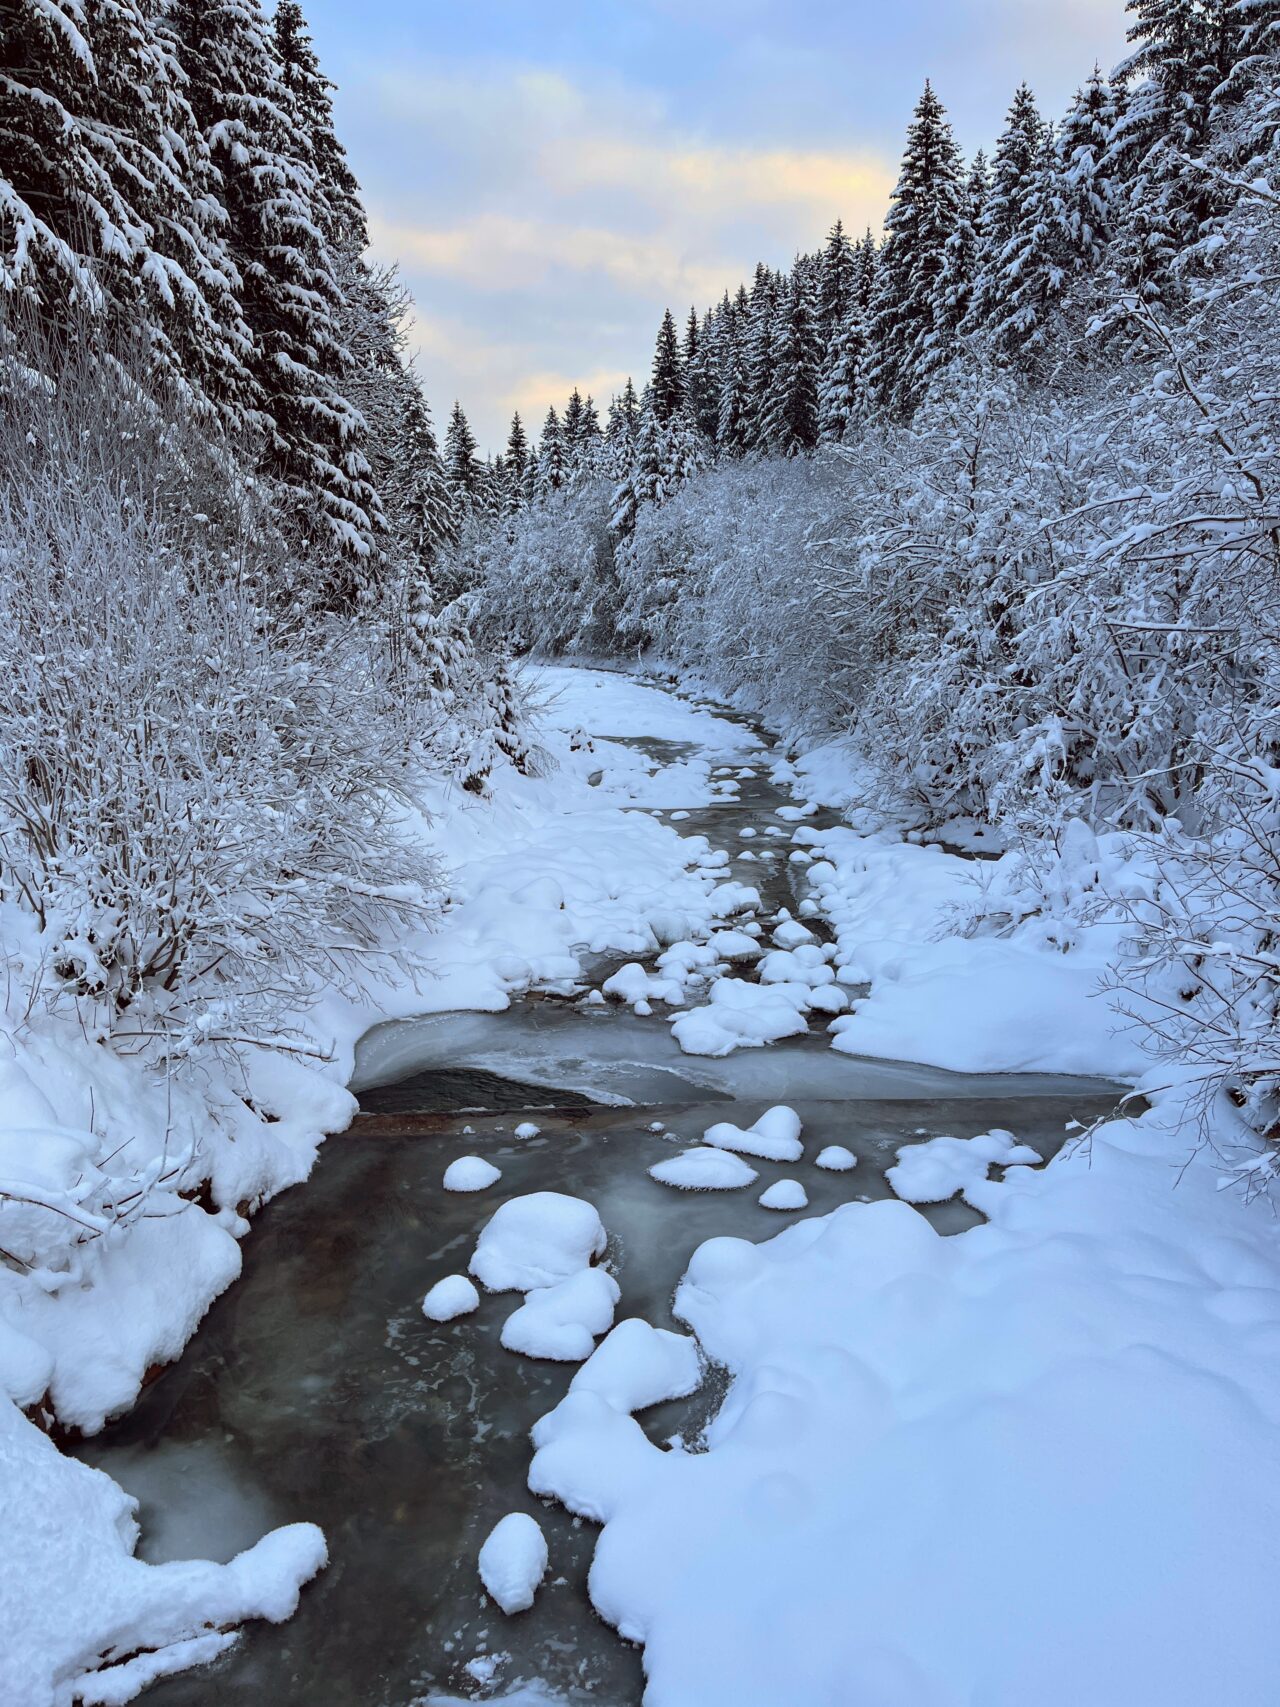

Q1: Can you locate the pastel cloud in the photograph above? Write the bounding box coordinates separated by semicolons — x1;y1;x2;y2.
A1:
362;63;895;447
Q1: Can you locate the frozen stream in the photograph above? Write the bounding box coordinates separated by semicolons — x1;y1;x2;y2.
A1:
73;693;1124;1707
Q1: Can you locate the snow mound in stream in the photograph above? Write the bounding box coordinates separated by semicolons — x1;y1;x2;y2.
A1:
649;1149;759;1191
500;1268;620;1362
527;1095;1280;1707
443;1156;501;1193
758;1179;808;1211
470;1193;607;1293
814;1145;857;1172
887;1129;1041;1206
422;1275;480;1322
670;979;810;1056
704;1106;803;1163
477;1513;547;1615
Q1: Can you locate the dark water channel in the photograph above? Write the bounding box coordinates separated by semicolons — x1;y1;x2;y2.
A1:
73;703;1124;1707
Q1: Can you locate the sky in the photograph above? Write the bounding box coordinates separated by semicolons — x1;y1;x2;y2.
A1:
301;0;1132;453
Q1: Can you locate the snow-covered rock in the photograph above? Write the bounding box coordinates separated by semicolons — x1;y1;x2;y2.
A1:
422;1275;480;1322
671;979;809;1056
887;1129;1041;1205
649;1149;758;1191
443;1155;501;1193
477;1513;547;1614
759;1179;808;1211
470;1192;607;1293
704;1106;803;1163
814;1145;857;1172
500;1268;620;1362
514;1122;541;1140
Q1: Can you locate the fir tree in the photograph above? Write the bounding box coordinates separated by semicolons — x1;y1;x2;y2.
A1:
760;272;820;455
817;218;858;343
966;83;1045;334
167;0;380;566
650;306;684;421
444;399;481;505
535;404;566;497
865;81;964;418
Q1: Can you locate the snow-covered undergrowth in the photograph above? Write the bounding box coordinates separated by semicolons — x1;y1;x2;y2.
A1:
529;1083;1280;1706
0;665;754;1704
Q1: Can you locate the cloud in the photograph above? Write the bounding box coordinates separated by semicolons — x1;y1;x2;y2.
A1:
358;61;896;447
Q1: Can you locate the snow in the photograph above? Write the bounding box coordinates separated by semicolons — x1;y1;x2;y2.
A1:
805;827;1152;1078
757;944;835;988
814;1145;857;1172
470;1192;608;1293
526;1088;1280;1707
477;1513;548;1615
422;1275;480;1322
500;1267;620;1362
887;1128;1042;1205
770;917;815;948
603;961;686;1007
563;1318;702;1415
671;977;810;1056
1;1394;327;1707
758;1179;808;1210
442;1155;502;1193
703;1106;804;1163
513;1122;541;1140
649;1149;759;1191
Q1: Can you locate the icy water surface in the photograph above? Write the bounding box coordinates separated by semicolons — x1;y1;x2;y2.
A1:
74;695;1125;1707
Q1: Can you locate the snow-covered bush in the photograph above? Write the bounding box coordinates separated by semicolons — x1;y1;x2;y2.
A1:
0;339;441;1065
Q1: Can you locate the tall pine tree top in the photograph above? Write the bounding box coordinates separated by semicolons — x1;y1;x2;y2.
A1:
866;80;963;417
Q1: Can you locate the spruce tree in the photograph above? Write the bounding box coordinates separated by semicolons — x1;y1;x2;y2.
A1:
817;218;857;343
272;0;365;253
865;81;964;418
936;151;988;337
387;380;455;573
743;263;779;448
167;0;380;566
505;410;529;504
966;83;1045;334
535;404;566;497
650;306;684;421
444;400;481;506
563;386;586;452
0;0;253;419
818;295;867;443
760;272;820;455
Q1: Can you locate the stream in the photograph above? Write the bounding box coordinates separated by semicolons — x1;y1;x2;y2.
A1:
73;691;1123;1706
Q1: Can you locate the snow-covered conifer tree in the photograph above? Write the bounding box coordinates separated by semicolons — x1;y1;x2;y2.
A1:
865;81;963;416
760;272;820;455
650;306;684;421
444;399;481;508
167;0;380;566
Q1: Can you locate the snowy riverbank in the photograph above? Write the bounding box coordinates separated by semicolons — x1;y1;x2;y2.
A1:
6;666;1279;1706
1;668;759;1705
